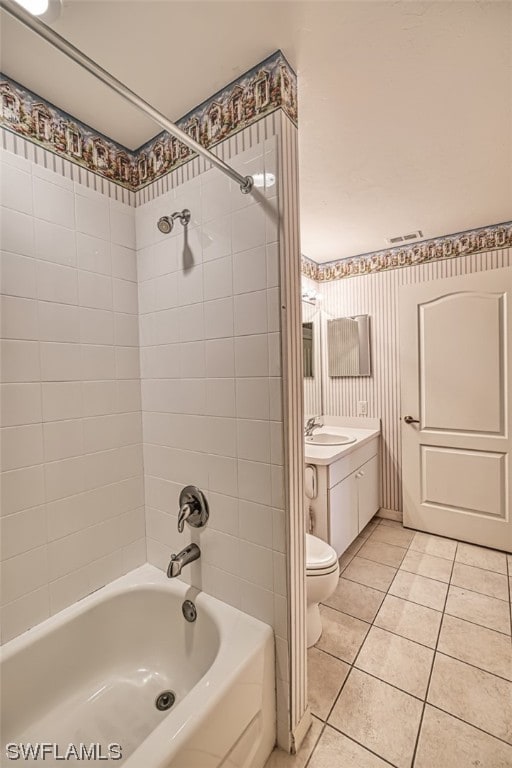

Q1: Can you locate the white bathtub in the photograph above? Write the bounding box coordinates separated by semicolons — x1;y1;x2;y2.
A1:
1;565;276;767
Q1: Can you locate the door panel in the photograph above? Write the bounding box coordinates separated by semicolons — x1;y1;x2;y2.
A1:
400;267;512;552
421;446;506;518
419;293;504;433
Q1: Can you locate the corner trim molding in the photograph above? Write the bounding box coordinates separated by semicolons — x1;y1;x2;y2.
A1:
302;221;512;281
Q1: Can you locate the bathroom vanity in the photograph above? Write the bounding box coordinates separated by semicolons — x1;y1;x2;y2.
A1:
305;419;381;556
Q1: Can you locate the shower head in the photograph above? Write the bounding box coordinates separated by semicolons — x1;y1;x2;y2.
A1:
157;209;191;234
157;216;173;235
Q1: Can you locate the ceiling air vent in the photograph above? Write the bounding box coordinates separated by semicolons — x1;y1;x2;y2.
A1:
386;230;423;245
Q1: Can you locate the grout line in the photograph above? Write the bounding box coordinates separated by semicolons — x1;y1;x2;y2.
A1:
306;520;512;768
410;540;458;766
426;701;512;748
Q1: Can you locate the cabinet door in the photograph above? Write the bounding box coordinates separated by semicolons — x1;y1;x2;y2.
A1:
329;474;358;556
358;455;380;530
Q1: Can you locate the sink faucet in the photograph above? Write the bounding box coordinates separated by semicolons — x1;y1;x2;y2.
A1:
305;416;322;437
167;543;201;578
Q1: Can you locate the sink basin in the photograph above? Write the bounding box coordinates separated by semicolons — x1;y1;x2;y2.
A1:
305;433;356;446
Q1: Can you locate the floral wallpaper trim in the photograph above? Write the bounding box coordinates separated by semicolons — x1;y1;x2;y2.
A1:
302;222;512;282
0;51;297;192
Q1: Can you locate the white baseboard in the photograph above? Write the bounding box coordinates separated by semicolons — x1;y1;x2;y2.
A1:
377;507;403;522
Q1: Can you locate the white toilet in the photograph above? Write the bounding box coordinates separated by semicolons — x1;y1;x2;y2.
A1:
306;533;339;647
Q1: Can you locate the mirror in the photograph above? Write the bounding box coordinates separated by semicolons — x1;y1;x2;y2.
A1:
327;315;371;377
302;322;313;377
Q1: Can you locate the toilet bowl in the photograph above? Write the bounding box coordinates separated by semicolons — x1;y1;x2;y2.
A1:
306;533;339;647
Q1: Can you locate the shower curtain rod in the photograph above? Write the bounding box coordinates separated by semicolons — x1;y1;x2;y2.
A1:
0;0;254;194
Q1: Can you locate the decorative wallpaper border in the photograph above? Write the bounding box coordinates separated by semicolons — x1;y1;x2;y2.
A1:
0;51;296;192
302;222;512;281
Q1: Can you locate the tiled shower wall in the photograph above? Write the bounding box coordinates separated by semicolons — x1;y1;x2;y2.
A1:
135;123;293;741
307;246;512;514
0;146;145;644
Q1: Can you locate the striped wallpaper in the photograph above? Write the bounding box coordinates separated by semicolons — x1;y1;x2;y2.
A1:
312;247;512;514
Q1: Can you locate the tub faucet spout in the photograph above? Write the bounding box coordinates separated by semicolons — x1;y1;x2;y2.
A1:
167;543;201;578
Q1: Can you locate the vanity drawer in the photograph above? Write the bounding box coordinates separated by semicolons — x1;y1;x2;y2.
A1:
328;437;379;488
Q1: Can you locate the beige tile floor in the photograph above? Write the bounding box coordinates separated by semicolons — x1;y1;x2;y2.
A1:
265;517;512;768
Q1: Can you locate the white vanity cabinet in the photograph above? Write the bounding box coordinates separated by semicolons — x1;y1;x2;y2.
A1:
306;436;380;557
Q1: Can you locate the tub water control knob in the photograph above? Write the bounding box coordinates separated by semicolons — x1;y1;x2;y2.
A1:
177;486;209;532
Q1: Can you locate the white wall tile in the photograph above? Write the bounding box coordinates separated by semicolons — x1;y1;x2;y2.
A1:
202;172;231;223
75;193;109;239
208;454;238;497
233;246;267;294
234;334;269;376
204;297;233;339
81;381;116;418
239;539;273;590
76;232;110;275
179;340;205;378
42;382;82;422
33;177;74;229
0;424;43;470
1;464;45;515
205;337;234;378
37;261;78;305
178;264;203;306
0;251;37;298
39;302;80;343
0;340;40;382
111;244;137;282
0;383;41;426
0;505;46;560
178;303;204;342
114;313;139;346
239;500;273;548
0;164;33;215
232;204;266;254
0;586;49;644
0;207;34;257
238;459;272;505
202;216;231;262
203;255;232;301
113;278;138;314
81;345;116;380
235;378;270;419
35;220;76;267
234;290;267;336
205;378;235;417
115;346;140;379
43;419;84;462
237;419;271;463
78;270;112;310
110;203;135;248
1;295;38;340
40;342;82;382
79;307;114;345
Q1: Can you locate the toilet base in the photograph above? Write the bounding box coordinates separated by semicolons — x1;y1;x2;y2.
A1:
306;602;322;648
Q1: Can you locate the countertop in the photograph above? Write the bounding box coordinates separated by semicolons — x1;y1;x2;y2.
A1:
304;425;380;466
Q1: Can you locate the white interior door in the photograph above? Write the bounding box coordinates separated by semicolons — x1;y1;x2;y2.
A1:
400;266;512;552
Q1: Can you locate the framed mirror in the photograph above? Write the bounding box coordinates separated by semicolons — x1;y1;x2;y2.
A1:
327;315;371;377
302;322;314;378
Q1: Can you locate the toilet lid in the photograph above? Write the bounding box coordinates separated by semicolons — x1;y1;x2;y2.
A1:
306;534;338;571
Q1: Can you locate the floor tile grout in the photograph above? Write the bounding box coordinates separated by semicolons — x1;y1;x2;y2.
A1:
410;540;458;767
305;518;512;768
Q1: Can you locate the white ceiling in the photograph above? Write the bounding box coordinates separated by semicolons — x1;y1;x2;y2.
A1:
1;1;511;262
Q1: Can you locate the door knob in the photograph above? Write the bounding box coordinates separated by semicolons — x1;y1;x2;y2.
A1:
403;416;420;424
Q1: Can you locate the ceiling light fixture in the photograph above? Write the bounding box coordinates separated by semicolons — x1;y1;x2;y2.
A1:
12;0;62;21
